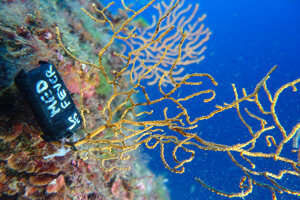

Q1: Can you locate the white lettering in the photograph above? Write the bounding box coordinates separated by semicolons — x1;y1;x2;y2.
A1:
41;95;55;104
53;83;61;91
44;90;52;97
57;89;66;101
47;100;61;118
49;75;58;84
45;65;55;78
74;113;80;123
36;80;48;94
37;64;76;119
61;100;71;109
68;113;80;130
68;116;76;130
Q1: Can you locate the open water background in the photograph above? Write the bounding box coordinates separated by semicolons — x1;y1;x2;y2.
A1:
140;0;300;199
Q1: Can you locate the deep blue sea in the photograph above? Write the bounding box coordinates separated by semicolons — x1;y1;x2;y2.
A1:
138;0;300;199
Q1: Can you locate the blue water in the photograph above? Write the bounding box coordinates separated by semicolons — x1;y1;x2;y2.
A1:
140;0;300;199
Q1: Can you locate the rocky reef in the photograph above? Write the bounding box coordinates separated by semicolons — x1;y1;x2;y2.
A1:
0;0;169;199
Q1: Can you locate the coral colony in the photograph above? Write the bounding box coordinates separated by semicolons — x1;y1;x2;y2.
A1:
0;0;299;199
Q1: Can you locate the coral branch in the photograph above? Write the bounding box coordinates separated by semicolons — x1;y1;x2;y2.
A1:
56;0;300;199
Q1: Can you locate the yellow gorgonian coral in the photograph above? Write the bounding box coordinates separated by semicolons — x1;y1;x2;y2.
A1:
122;0;211;86
56;0;300;199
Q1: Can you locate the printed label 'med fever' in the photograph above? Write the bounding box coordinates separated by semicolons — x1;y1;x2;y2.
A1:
15;61;82;141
